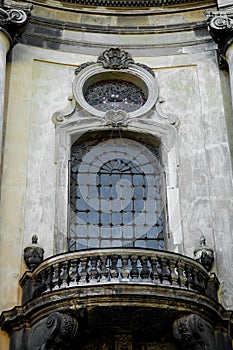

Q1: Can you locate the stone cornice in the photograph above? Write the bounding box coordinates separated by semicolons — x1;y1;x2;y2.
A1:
0;0;33;47
205;10;233;69
31;0;211;8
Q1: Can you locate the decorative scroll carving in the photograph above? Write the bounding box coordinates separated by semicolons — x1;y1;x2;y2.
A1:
30;312;78;349
173;314;216;349
0;0;32;46
75;61;95;74
97;48;134;70
205;10;233;70
52;96;76;123
155;98;180;127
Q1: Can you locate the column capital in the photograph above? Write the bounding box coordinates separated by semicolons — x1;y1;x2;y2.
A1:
0;0;33;50
205;10;233;70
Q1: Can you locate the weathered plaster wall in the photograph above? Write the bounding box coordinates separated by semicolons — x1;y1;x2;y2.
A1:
0;36;233;322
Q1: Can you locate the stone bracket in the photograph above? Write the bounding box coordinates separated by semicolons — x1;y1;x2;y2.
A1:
30;311;78;349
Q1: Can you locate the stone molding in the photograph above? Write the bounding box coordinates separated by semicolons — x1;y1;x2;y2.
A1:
53;48;180;127
33;0;207;8
0;0;32;47
205;10;233;69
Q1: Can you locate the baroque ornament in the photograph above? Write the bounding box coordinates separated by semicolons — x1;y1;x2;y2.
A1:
30;312;78;349
194;235;214;271
0;0;32;45
23;235;44;271
104;109;129;127
97;48;134;70
205;10;233;70
173;314;216;349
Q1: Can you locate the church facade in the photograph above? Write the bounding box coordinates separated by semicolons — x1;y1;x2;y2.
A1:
1;0;233;348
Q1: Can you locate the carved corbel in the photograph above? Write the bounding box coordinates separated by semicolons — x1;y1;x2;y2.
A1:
173;314;216;349
30;312;78;349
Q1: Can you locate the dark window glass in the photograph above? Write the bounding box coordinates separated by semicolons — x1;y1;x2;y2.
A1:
69;138;164;251
84;80;146;112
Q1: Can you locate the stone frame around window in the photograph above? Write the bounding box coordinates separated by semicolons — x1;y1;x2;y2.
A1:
72;63;158;119
53;49;182;255
54;120;182;255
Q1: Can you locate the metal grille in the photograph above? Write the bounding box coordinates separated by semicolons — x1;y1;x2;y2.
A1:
69;138;164;251
84;80;146;113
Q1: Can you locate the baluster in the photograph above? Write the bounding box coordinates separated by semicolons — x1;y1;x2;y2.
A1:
53;262;60;290
198;271;206;294
41;268;49;293
141;256;150;282
121;255;130;282
176;260;186;288
68;259;78;287
89;256;98;284
98;255;109;283
78;256;88;284
160;257;171;285
33;272;43;297
185;265;195;289
47;265;54;291
170;259;178;286
59;261;68;288
110;255;119;282
130;256;139;282
151;256;160;284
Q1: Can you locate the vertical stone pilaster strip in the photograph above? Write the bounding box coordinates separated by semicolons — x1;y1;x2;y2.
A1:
226;45;233;110
0;32;10;181
0;1;32;190
205;11;233;113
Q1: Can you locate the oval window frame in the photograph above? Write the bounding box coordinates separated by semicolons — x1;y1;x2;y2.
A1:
73;63;158;119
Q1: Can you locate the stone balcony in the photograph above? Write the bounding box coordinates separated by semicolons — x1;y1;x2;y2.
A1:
21;247;219;304
2;248;231;349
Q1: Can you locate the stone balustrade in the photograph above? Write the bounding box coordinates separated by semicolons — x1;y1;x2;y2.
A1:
26;248;218;302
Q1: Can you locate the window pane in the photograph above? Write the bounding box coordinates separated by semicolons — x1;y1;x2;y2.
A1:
69;137;164;250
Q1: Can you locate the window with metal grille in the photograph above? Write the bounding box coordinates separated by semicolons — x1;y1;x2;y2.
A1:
69;137;164;251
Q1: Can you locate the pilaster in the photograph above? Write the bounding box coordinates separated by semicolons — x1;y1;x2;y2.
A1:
205;10;233;114
0;0;32;189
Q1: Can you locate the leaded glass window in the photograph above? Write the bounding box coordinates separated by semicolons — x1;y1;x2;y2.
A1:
84;80;146;112
69;137;164;251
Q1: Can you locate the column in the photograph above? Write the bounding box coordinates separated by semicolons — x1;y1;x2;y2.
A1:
0;1;32;185
206;10;233;108
0;32;10;171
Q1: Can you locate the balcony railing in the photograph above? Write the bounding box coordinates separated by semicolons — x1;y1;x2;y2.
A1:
25;248;218;302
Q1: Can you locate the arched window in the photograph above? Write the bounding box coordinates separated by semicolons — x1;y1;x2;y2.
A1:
69;133;164;251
